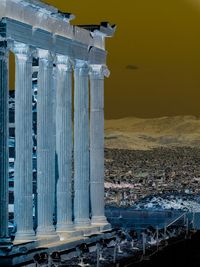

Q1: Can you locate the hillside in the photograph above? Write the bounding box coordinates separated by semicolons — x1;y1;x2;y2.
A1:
105;116;200;150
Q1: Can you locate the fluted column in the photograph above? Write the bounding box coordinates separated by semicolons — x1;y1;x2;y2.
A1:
74;60;90;227
52;65;57;226
36;49;56;237
14;43;35;240
89;65;110;226
56;55;74;232
0;41;10;247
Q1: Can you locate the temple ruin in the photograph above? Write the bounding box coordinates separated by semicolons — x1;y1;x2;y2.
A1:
0;0;115;264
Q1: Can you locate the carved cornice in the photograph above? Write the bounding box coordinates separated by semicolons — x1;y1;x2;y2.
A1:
0;0;108;50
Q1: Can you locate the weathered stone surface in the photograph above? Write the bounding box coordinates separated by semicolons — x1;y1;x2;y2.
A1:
56;55;74;232
74;60;90;227
36;49;57;237
13;42;35;241
90;65;110;227
0;41;10;245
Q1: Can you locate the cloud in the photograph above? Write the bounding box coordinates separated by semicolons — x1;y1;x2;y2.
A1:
126;65;139;70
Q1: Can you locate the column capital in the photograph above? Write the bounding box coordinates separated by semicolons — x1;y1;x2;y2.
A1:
12;42;34;61
37;48;55;63
89;64;110;79
74;60;89;76
56;55;72;72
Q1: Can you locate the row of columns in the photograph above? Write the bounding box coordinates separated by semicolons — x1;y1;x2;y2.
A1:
0;41;109;243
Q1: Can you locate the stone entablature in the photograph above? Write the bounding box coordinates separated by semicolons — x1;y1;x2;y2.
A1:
0;0;115;50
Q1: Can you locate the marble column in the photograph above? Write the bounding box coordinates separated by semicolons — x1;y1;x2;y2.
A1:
52;65;56;228
74;60;90;227
0;41;10;246
89;65;110;226
36;49;56;236
14;43;35;240
56;55;74;232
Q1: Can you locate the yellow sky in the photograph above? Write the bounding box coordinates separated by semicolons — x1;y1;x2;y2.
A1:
15;0;200;119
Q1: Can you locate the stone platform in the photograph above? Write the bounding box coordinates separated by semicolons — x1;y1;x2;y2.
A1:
0;228;115;266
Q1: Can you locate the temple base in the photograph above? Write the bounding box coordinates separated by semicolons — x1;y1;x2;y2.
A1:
14;230;36;242
36;225;58;240
0;238;13;256
57;230;83;241
57;223;83;240
75;226;100;237
91;216;109;225
74;218;91;228
0;229;115;266
91;216;112;232
56;222;74;232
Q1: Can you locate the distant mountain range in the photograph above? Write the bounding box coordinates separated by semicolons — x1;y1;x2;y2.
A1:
105;116;200;150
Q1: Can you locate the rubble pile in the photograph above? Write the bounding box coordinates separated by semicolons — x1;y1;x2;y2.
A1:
105;147;200;207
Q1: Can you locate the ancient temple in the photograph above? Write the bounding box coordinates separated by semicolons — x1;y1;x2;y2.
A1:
0;0;115;255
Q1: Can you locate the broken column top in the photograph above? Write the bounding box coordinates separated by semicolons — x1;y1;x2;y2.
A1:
78;22;116;38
